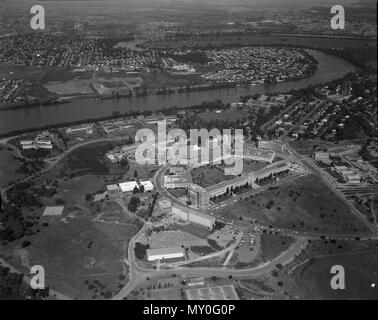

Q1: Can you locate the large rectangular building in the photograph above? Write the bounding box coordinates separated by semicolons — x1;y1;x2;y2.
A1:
188;184;209;209
172;206;215;230
257;140;286;153
146;247;185;262
106;180;154;198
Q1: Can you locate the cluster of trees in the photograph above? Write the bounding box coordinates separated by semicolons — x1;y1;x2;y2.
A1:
210;182;252;202
84;278;113;299
14;157;45;176
0;204;26;243
127;196;141;213
255;170;289;186
6;181;43;209
134;242;150;260
146;193;159;220
0;266;49;299
132;185;145;194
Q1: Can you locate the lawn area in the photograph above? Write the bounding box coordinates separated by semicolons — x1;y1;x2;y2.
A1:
39;174;120;212
217;174;370;234
242;159;269;173
290;248;378;299
259;233;294;261
140;69;202;90
14;215;140;299
191;165;235;188
174;224;213;239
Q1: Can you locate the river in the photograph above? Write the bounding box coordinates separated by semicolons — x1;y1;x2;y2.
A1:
0;50;357;135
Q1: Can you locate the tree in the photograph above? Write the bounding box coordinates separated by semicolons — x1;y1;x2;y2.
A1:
128;196;141;213
85;194;94;201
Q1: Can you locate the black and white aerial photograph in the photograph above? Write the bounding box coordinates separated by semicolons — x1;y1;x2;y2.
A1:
0;0;377;309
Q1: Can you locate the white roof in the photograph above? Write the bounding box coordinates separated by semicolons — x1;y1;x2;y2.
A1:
118;181;138;192
42;206;64;216
140;180;154;191
147;247;185;257
159;200;172;209
106;184;119;191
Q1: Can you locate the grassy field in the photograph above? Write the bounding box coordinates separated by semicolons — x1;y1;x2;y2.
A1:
44;79;95;96
191;165;234;188
237;241;378;299
0;147;24;188
259;233;295;262
140;69;202;90
58;141;126;177
174;224;213;239
12;215;140;299
217;174;370;234
242;159;269;173
289;248;378;299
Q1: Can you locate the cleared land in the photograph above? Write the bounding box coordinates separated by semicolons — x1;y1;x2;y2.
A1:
0;147;24;187
191;165;235;188
259;233;295;262
290;248;378;299
9;215;140;299
58;141;126;177
217;174;370;234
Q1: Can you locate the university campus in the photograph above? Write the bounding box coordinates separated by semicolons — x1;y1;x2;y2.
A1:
0;0;377;303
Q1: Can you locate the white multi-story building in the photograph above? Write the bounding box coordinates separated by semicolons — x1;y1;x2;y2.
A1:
146;247;185;262
172;206;215;230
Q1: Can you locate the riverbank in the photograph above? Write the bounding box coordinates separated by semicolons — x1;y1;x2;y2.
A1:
0;50;357;136
0;48;318;112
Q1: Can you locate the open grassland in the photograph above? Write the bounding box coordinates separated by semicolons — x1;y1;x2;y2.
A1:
191;165;234;188
15;216;140;299
217;174;369;234
290;248;378;299
259;233;295;262
58;141;126;177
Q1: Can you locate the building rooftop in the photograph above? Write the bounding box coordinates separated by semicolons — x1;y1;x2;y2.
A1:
42;206;64;217
118;181;139;192
140;180;154;191
146;247;185;257
206;175;248;193
106;184;119;191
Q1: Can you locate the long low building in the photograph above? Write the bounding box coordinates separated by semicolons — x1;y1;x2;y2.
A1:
188;161;294;208
106;180;154;198
244;146;275;163
146;247;185;262
257;140;286;153
172;206;216;230
254;162;291;180
20;140;53;150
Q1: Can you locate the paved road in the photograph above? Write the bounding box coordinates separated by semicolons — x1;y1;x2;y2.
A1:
113;237;308;300
284;140;378;233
